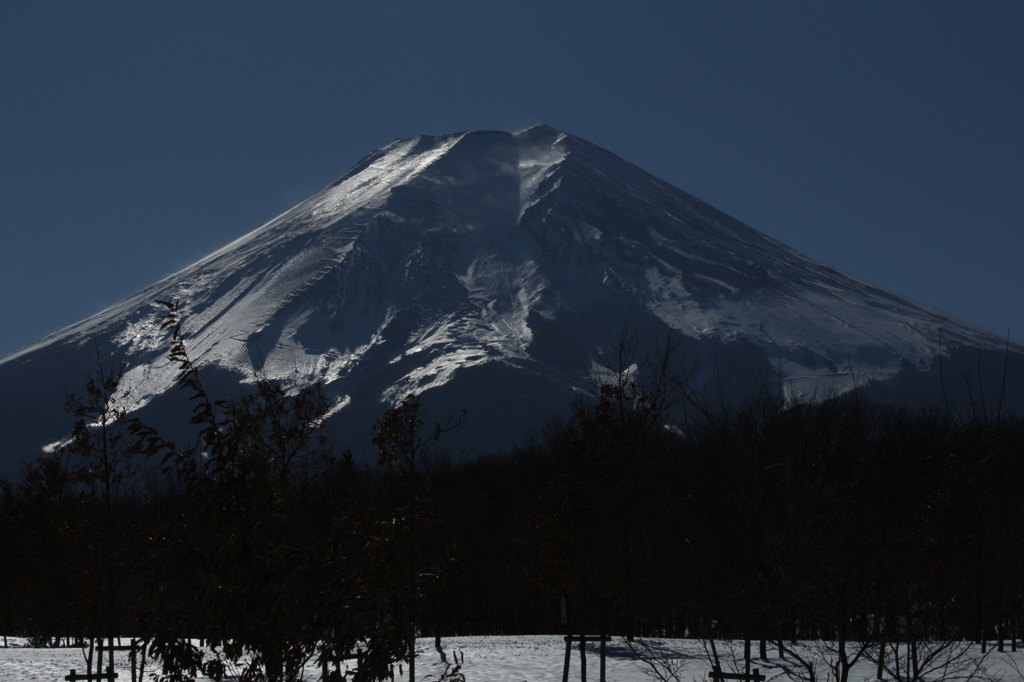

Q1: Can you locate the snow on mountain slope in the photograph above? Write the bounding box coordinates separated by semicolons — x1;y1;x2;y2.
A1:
1;125;1019;476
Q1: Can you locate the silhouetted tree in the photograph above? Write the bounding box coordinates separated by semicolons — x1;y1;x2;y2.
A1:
372;393;464;682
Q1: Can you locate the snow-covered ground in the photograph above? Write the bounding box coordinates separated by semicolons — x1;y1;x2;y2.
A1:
2;635;1021;682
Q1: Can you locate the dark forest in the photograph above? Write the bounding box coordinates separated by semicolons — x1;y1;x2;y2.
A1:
2;303;1022;682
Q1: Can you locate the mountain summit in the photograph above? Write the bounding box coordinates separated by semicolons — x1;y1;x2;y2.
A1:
1;125;1019;475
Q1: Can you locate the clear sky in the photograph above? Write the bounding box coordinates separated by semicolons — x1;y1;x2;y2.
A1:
1;1;1021;358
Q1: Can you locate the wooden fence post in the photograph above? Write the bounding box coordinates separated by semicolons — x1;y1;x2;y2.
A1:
562;637;572;682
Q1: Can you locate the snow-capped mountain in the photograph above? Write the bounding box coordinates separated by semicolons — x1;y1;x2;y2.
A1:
1;125;1020;477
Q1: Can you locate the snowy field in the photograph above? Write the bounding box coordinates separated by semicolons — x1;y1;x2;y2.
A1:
2;635;1022;681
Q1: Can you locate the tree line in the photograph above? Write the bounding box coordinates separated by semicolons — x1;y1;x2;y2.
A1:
1;309;1022;682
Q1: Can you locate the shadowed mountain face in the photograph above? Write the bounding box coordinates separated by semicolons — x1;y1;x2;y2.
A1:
1;125;1020;476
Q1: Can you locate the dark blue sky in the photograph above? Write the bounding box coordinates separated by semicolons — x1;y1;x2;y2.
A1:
2;2;1021;357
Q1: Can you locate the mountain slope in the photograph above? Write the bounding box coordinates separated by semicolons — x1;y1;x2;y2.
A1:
1;125;1019;476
